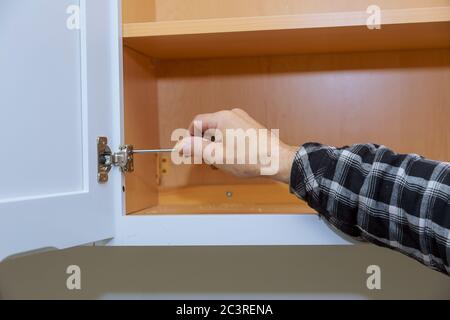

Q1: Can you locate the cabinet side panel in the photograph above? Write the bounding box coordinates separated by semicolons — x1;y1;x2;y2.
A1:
123;0;155;23
124;47;159;213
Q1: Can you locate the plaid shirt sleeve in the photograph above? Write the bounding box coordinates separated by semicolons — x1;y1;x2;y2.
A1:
290;143;450;275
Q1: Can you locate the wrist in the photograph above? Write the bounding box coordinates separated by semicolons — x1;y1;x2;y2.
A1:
273;144;297;184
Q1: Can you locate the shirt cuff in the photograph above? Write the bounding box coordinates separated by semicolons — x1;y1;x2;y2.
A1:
289;143;362;237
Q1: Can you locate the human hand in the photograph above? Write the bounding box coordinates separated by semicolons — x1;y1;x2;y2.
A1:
174;109;297;184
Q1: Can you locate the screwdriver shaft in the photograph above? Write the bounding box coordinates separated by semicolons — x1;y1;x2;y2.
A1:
132;149;175;154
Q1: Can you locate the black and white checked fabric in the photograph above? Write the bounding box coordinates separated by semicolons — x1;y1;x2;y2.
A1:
290;143;450;275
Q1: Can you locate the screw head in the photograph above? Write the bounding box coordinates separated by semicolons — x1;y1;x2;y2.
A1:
226;191;233;198
98;173;108;183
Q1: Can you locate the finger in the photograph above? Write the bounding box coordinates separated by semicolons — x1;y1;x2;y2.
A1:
232;108;265;128
203;128;223;142
231;108;249;118
188;113;219;136
173;137;190;157
177;136;212;159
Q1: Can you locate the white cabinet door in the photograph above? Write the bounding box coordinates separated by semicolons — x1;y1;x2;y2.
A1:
0;0;123;260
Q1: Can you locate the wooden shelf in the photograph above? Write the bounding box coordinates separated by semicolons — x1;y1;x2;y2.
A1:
131;183;317;215
123;7;450;59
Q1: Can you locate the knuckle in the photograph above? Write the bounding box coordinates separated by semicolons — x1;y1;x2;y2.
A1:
232;108;248;117
218;110;232;117
193;114;205;122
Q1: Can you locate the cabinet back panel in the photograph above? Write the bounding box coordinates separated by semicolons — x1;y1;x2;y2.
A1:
156;49;450;188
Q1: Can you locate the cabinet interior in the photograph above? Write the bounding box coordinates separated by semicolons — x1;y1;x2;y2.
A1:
121;0;450;215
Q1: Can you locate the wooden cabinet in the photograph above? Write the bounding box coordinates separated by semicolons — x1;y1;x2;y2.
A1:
0;0;448;259
121;0;450;215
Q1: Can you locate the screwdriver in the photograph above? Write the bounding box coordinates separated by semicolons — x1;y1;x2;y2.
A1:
132;148;175;154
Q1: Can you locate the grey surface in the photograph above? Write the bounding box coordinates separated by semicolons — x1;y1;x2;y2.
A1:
0;245;449;299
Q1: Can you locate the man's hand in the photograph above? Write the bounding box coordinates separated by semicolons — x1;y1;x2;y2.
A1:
175;108;297;184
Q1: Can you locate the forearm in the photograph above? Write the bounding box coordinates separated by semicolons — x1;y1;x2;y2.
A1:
289;143;450;275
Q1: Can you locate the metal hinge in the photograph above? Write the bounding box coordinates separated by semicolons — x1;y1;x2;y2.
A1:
97;136;175;184
97;137;134;184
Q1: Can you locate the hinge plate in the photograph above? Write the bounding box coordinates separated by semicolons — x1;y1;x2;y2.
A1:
97;137;134;184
